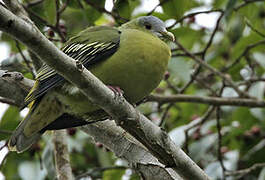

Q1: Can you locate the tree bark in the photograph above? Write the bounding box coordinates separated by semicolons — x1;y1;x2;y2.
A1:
53;130;74;180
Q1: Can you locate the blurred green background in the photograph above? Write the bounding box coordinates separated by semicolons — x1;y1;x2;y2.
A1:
0;0;265;179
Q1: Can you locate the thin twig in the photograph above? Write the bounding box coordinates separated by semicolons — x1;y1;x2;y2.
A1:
168;9;223;29
23;5;66;42
0;97;20;107
146;94;265;107
84;0;128;22
234;0;265;11
216;106;226;179
0;129;12;135
55;0;67;42
245;19;265;38
184;106;216;153
76;166;128;179
222;40;265;72
172;52;203;57
179;12;224;93
226;163;265;177
194;77;217;96
147;0;170;15
158;103;173;127
237;77;265;86
201;12;224;58
58;0;69;14
175;40;253;98
166;79;179;94
25;0;44;8
15;41;36;78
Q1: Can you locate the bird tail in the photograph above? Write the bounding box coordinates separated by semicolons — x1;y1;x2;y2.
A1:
8;111;41;153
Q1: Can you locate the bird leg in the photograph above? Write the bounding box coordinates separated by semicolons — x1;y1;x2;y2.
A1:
107;85;124;97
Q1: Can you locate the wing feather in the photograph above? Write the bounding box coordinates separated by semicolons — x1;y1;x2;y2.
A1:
24;26;120;105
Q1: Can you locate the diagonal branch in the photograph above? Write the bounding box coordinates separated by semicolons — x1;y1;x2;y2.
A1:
81;120;182;180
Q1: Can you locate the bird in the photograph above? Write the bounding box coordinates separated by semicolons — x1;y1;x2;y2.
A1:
8;16;174;153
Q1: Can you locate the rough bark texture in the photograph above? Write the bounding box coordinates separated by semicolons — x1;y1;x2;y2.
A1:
53;130;74;180
0;70;33;106
81;120;182;180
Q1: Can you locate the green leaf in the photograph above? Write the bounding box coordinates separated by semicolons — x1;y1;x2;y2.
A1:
63;0;82;9
224;0;237;20
244;17;265;36
231;33;264;59
161;0;199;19
1;34;19;53
212;0;229;8
171;27;204;49
226;16;245;44
82;4;102;25
0;106;21;140
114;0;140;19
103;169;125;180
1;152;31;179
27;3;47;29
44;0;56;24
1;153;21;179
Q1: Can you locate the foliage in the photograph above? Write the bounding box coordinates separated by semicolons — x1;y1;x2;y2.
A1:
0;0;265;179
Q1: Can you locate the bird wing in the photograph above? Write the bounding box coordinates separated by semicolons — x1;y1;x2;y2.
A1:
24;26;121;105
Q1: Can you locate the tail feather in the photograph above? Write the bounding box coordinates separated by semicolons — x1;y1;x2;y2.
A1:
8;113;41;153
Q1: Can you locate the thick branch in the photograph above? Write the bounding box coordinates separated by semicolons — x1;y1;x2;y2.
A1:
0;70;34;106
81;121;182;180
0;5;209;179
53;130;74;180
147;94;265;107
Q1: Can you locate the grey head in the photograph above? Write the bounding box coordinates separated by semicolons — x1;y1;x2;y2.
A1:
121;16;175;41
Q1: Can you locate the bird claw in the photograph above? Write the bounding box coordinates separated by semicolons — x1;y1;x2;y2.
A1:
107;85;124;97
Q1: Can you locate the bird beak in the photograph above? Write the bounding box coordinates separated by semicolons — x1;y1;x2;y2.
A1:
160;30;175;42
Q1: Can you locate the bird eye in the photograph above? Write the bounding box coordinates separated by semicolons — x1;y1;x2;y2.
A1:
145;24;152;30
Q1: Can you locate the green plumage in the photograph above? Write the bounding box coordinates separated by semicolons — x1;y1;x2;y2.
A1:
9;16;174;152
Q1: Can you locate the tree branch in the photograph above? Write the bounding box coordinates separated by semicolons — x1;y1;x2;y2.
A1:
0;97;20;107
81;120;182;180
0;70;34;106
168;9;223;29
226;162;265;177
0;5;210;180
146;94;265;107
53;130;74;180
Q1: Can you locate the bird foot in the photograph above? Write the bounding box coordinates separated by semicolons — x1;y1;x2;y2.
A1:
107;85;124;97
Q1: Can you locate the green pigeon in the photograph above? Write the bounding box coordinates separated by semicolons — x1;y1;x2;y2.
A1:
8;16;174;153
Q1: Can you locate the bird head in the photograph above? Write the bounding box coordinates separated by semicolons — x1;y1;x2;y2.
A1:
121;16;175;42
